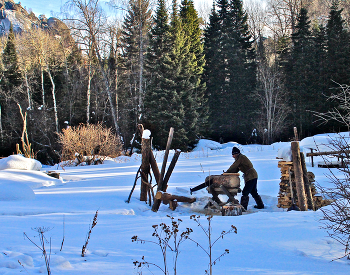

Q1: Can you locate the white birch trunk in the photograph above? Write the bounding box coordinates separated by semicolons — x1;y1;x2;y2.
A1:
46;66;59;133
87;63;92;124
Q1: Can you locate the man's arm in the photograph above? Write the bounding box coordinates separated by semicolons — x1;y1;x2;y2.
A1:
225;157;240;173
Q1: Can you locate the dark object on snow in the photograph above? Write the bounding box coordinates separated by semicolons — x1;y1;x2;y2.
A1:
253;195;264;209
232;147;240;155
240;195;249;210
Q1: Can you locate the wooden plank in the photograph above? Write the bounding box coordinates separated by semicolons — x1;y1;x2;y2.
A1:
306;150;350;157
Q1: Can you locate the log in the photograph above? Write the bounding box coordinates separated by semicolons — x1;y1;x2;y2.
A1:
152;149;181;212
291;141;308;211
300;152;315;211
159;127;174;187
205;174;240;189
162;149;181;191
155;191;196;203
140;136;151;202
169;200;178;211
149;151;161;184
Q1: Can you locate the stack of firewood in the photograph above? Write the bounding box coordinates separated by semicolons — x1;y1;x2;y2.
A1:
277;161;317;209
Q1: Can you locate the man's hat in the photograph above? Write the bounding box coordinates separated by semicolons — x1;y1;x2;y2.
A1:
232;147;240;155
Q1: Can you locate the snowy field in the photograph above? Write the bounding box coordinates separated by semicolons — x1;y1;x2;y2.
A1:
1;132;350;274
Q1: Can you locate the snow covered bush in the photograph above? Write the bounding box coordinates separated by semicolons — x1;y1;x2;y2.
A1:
58;123;122;164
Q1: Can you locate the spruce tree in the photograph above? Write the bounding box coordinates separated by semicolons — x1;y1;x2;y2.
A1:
285;7;315;137
118;0;152;146
2;24;22;92
144;0;187;149
204;0;256;143
179;0;208;146
326;2;350;88
203;3;223;139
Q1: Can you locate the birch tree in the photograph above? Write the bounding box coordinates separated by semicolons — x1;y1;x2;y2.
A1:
64;0;121;135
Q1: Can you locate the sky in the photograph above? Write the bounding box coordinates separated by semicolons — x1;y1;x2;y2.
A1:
1;131;350;274
16;0;265;19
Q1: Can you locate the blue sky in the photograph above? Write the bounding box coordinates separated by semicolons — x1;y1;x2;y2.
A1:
18;0;64;18
16;0;214;19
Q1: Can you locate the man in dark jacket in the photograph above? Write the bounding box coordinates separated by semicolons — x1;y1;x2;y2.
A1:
225;147;264;210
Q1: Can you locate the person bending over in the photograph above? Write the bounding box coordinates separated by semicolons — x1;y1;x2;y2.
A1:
225;147;264;210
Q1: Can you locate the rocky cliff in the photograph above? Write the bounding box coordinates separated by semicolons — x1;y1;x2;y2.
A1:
0;0;65;35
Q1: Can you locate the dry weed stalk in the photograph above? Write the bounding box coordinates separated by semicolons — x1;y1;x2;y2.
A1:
58;123;122;164
16;103;35;158
82;210;98;257
24;227;52;275
132;216;193;275
189;215;237;275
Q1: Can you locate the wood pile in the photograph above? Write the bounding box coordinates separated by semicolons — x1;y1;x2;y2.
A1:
277;161;317;209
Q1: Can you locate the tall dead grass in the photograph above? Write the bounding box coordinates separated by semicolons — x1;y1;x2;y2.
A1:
58;123;122;164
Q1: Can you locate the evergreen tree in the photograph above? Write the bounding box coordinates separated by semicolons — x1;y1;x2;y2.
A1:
326;2;350;88
2;24;22;91
144;0;186;149
179;0;207;145
118;0;152;146
285;7;315;137
203;3;221;137
204;0;256;143
227;0;256;140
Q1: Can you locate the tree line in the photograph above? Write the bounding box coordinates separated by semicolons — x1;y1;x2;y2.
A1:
0;0;349;163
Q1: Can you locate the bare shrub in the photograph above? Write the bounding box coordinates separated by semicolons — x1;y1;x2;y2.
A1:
316;134;350;260
132;215;236;275
312;83;350;260
58;123;123;164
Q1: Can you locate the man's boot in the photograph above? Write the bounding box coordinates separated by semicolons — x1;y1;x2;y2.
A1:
240;195;249;210
253;195;264;209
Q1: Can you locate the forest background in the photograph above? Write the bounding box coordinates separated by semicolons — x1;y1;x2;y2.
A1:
0;0;349;164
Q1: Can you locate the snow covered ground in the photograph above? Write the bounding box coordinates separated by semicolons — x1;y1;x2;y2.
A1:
1;133;350;274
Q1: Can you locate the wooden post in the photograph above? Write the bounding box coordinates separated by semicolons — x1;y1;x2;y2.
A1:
310;148;314;167
300;153;315;211
293;127;298;141
140;134;151;202
291;141;308;211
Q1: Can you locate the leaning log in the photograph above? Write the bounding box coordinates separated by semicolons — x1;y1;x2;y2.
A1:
291;141;308;211
155;191;196;203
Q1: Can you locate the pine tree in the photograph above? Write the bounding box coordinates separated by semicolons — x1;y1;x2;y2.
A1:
2;24;22;91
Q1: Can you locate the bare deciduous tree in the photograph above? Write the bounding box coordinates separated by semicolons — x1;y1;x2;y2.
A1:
64;0;121;135
255;60;290;144
313;83;350;130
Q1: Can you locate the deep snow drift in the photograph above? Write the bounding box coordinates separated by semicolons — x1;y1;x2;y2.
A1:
1;132;350;274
